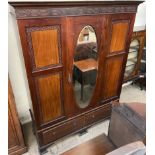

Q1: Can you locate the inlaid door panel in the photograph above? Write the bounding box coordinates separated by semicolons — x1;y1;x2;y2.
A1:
18;18;67;128
35;73;64;124
101;55;124;100
110;22;129;53
26;25;61;71
30;27;60;68
107;14;135;55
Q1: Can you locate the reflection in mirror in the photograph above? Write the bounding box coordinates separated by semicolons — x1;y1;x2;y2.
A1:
73;26;98;108
125;39;139;78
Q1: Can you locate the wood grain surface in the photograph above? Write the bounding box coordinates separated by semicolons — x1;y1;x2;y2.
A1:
31;29;59;68
110;22;129;53
37;74;63;123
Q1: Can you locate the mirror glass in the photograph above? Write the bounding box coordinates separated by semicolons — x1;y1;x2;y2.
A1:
125;39;139;78
73;26;98;108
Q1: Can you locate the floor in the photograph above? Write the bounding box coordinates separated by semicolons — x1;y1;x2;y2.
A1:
22;83;146;155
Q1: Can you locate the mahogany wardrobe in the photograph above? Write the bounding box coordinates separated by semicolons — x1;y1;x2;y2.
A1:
9;1;143;154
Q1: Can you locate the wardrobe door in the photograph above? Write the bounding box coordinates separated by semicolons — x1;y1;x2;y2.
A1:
18;18;67;129
100;14;136;102
65;16;105;116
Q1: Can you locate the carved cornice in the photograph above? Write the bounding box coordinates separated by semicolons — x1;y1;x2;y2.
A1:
14;5;137;19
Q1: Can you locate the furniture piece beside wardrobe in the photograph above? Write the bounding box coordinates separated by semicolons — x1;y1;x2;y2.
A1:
135;40;146;90
8;79;27;155
124;29;146;83
61;102;146;155
9;1;143;154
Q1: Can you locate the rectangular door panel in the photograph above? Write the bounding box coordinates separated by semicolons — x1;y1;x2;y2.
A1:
26;25;61;71
35;73;64;124
106;13;136;56
110;21;129;53
101;56;124;100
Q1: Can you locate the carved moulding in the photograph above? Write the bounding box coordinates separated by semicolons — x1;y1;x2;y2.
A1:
15;6;137;19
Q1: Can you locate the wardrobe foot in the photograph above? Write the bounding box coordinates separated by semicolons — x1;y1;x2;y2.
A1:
79;129;88;136
39;148;48;155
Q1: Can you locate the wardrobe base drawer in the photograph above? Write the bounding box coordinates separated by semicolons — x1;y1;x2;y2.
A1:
85;104;111;126
38;104;111;147
40;116;84;145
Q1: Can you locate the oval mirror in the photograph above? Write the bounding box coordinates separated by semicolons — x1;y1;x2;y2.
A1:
73;26;98;108
125;39;139;78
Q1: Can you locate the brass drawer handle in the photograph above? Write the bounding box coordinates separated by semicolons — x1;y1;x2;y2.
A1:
52;131;56;135
73;122;77;126
92;114;95;118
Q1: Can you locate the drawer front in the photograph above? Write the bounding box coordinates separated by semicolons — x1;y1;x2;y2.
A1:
42;116;84;145
85;104;111;126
